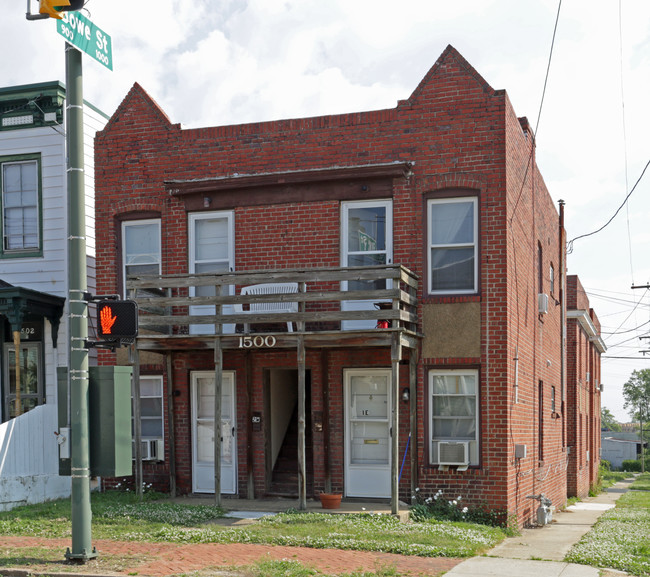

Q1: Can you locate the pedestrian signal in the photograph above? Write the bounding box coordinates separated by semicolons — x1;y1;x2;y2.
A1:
96;300;138;339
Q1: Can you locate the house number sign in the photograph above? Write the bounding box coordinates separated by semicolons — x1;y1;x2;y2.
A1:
238;335;277;349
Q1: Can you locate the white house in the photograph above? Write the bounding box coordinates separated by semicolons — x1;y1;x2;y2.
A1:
0;81;107;509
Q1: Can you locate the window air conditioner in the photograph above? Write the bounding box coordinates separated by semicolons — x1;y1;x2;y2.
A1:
132;439;164;461
437;441;470;466
538;293;549;315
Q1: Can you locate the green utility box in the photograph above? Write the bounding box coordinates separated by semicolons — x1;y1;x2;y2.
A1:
58;366;133;477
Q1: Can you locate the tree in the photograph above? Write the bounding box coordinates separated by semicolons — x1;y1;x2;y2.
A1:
601;406;622;432
623;369;650;424
623;369;650;473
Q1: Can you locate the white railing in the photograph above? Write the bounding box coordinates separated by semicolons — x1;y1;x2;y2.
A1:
0;405;70;511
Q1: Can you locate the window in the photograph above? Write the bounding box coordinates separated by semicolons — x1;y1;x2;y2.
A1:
341;200;392;291
429;369;479;465
551;385;556;413
122;219;161;296
188;211;235;334
341;200;393;330
3;342;42;420
538;380;544;461
428;198;477;294
1;156;41;256
549;264;555;296
133;375;164;440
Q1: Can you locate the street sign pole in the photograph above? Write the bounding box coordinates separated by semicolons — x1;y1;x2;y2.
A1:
65;42;96;562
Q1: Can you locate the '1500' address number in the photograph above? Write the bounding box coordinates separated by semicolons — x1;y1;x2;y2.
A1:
239;335;277;348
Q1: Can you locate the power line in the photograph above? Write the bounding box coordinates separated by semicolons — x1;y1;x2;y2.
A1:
567;158;650;253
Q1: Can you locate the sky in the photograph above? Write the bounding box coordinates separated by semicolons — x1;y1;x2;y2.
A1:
3;0;650;422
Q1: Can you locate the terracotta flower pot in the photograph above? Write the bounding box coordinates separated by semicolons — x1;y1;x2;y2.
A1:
319;493;342;509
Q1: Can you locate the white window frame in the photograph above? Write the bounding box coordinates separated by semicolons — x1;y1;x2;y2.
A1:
429;368;479;466
1;157;40;255
3;341;43;420
133;375;164;441
341;199;393;279
188;211;235;334
188;211;234;277
427;197;478;295
122;219;161;297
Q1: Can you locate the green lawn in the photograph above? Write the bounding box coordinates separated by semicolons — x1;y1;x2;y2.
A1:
0;491;506;559
565;473;650;576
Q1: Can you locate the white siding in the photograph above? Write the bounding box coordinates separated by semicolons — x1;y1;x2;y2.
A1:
0;92;107;509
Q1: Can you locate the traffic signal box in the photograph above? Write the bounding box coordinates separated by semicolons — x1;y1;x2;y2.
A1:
57;366;133;477
97;300;139;340
39;0;84;19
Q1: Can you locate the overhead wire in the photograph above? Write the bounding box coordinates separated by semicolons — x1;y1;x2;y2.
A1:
566;158;650;254
618;0;634;284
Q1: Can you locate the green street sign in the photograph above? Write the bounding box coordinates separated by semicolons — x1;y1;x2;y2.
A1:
57;11;113;71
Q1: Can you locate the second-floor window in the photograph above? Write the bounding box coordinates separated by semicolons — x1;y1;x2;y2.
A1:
428;197;477;294
122;219;161;296
1;156;40;256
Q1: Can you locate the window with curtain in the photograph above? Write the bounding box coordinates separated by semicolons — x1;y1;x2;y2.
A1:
122;219;161;296
1;157;40;255
427;197;477;294
429;369;479;465
133;375;164;440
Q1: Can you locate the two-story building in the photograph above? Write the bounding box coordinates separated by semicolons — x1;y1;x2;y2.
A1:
0;81;107;508
95;45;598;527
566;275;605;497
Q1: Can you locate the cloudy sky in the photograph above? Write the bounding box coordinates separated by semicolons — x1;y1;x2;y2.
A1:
4;0;650;421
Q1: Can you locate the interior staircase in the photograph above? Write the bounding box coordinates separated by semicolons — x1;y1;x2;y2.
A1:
268;407;313;497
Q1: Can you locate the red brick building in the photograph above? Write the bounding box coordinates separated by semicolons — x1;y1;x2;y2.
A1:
94;45;598;527
566;275;605;498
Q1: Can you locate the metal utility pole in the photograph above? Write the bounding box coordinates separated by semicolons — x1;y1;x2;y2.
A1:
65;42;96;562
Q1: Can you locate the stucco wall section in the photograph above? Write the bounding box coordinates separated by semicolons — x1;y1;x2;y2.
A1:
422;302;481;358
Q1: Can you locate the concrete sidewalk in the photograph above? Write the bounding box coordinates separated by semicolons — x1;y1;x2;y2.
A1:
446;478;634;576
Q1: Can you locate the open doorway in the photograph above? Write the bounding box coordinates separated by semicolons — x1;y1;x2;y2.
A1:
264;369;313;497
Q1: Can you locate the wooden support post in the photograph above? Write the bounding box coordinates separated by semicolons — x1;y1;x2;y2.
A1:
246;351;255;499
297;333;307;510
409;350;419;496
166;352;176;497
132;345;142;498
391;333;401;515
13;331;21;417
213;337;223;506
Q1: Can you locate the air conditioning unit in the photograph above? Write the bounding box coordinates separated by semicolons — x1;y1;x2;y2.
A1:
437;441;470;466
132;438;164;461
538;293;549;314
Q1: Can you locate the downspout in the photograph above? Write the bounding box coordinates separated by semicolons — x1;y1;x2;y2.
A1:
558;200;566;447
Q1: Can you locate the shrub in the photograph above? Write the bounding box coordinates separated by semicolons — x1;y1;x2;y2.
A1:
622;459;642;472
410;488;509;529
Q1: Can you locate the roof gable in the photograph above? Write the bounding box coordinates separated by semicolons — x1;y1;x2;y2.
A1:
100;82;178;136
404;44;499;106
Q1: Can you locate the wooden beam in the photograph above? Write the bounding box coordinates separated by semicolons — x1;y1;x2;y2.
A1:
409;350;419;496
391;333;401;515
297;334;307;510
213;337;223;506
166;352;177;496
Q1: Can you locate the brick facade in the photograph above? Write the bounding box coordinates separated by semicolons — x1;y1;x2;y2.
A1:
566;275;604;498
94;45;601;527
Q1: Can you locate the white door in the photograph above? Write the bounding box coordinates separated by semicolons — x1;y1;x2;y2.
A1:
341;200;392;330
189;212;235;334
344;369;391;498
191;371;237;494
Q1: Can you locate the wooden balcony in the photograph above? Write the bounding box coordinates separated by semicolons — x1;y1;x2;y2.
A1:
126;264;420;352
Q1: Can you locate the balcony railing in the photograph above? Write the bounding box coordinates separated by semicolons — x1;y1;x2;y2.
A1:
125;265;419;351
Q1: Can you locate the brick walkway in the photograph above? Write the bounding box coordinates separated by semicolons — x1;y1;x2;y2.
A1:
2;536;462;576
